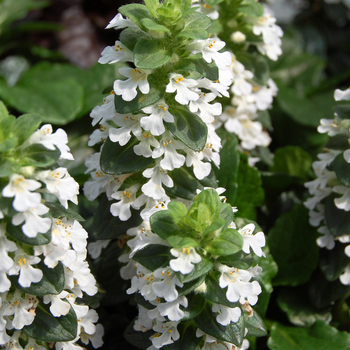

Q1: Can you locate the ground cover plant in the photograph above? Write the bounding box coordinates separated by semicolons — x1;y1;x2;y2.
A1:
1;0;350;349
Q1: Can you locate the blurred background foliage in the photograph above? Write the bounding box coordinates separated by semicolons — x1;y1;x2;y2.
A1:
2;0;350;349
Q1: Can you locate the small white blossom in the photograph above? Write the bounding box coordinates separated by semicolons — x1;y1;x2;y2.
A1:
151;321;180;349
98;40;133;64
212;303;241;326
165;74;199;105
169;247;202;274
239;224;266;257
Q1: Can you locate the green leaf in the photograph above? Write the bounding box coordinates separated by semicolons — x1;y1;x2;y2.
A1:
177;258;213;284
181;294;206;321
167;201;188;226
143;0;160;18
0;114;17;151
244;310;267;337
319;242;350;281
195;302;245;346
276;87;335;127
270;146;312;180
325;193;350;237
165;106;207;152
114;83;163;114
333;153;350;187
178;12;211;40
177;274;206;297
120;27;148;51
134;37;172;69
218;251;253;270
10;261;65;296
236;53;269;85
163;321;202;350
7;221;51;246
20;144;60;167
44;202;84;222
0;157;21;177
333;104;350;119
167;235;198;248
141;18;169;32
124;320;153;349
150;210;182;240
0;100;8;120
133;244;172;271
238;3;264;17
203;274;237;308
100;137;154;175
0;65;84;125
93;195;143;240
13;113;41;145
119;4;152;29
268;205;319;286
174;55;219;81
267;321;350;350
277;287;332;327
22;302;77;342
201;217;226;240
204;229;243;256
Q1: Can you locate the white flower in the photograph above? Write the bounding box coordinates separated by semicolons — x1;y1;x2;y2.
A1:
317;115;350;137
151;321;180;349
212;303;241;326
141;100;175;136
88;123;110;146
142;163;174;200
12;203;51;238
90;94;116;126
231;31;246;43
110;184;143;221
105;13;136;30
333;186;350;211
217;263;261;305
189;92;222;124
165;73;199;105
2;174;41;212
316;226;335;250
185;149;212;180
239;224;266;257
8;250;43;288
109;114;142;146
334;88;350;101
98;40;133;64
157;296;188;321
80;323;104;348
88;240;110;259
134;131;160;158
36;168;79;209
43;291;71;317
340;264;350;285
188;39;232;71
169;247;201;274
27;124;73;160
114;67;151;101
152;134;185;171
152;267;183;302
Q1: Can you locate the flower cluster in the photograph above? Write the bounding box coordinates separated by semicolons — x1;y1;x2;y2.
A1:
0;106;103;350
124;189;266;349
198;0;282;161
305;87;350;285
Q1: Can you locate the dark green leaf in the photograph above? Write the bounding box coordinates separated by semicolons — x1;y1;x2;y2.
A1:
93;195;142;240
325;193;350;237
150;210;182;240
174;56;219;81
20;144;60;167
177;274;206;297
319;242;350;281
165;106;207;152
277;287;332;327
167;235;198;248
163;321;201;350
13;113;41;145
124;320;153;349
44;202;85;222
270;146;312;180
195;302;245;346
244;310;267;337
236;53;269;85
333;104;350;119
7;221;51;246
333;153;350;187
10;261;65;296
267;321;350;350
134;37;172;69
182;294;206;321
268;205;319;286
114;83;163;114
177;258;213;284
100;137;154;175
23;302;77;342
178;12;211;40
204;229;243;256
133;244;171;271
218;251;253;270
119;4;152;29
